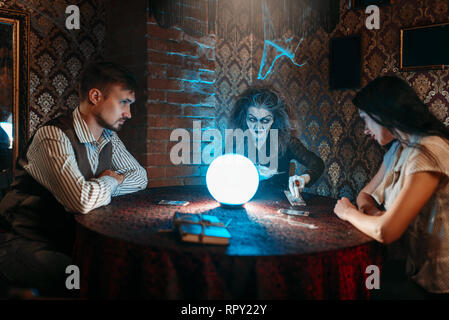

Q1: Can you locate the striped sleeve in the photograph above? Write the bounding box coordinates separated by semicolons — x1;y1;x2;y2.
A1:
110;132;148;196
25;126;119;214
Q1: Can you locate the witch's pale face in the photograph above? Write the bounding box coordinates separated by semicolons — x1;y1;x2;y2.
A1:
246;106;274;144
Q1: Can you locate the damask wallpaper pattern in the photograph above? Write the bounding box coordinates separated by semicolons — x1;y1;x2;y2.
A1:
1;0;448;198
215;0;449;201
0;0;106;136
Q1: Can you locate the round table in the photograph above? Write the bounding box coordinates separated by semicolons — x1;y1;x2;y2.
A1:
73;186;383;299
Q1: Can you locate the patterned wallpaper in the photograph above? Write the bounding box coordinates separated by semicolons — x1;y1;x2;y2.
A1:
0;0;106;136
215;0;449;201
1;0;448;198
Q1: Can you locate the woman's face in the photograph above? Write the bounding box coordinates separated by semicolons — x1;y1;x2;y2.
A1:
359;111;394;146
246;106;274;143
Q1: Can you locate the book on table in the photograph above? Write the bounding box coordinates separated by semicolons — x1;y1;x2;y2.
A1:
173;212;231;245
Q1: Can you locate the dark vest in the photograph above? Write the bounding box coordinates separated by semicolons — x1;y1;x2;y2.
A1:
0;113;112;254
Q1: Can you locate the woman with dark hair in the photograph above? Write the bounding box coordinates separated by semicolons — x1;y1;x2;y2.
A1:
228;86;324;197
334;76;449;298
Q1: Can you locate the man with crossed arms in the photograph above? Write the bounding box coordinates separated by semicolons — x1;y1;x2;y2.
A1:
0;61;148;296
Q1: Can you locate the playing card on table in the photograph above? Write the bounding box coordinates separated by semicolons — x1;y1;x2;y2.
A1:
277;208;310;216
158;200;190;206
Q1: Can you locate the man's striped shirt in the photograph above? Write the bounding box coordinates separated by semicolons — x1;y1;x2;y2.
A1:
24;107;148;214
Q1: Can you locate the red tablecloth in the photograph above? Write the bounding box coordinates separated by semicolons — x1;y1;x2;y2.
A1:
73;186;383;299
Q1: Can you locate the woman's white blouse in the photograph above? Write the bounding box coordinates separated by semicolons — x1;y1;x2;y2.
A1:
372;135;449;293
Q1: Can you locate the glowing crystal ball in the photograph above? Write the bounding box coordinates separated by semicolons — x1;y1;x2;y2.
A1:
206;154;259;206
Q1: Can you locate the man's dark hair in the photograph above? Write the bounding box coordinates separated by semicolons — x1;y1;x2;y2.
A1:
79;61;138;102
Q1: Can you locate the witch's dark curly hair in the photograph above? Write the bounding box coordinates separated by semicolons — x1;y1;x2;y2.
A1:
229;86;292;156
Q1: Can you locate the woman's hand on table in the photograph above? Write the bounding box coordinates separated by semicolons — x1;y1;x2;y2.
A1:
288;174;310;199
334;197;357;221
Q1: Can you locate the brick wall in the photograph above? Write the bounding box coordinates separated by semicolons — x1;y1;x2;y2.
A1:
106;1;217;188
106;0;148;170
146;15;216;188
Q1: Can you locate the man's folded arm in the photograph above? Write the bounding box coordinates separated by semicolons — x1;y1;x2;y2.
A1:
25;126;118;214
110;133;148;196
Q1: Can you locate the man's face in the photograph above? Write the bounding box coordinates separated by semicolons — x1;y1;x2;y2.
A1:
359;111;394;146
93;84;135;132
246;106;274;144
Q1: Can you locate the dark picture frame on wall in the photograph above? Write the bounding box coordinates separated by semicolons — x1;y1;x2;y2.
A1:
329;35;361;90
400;22;449;71
350;0;391;10
0;8;30;174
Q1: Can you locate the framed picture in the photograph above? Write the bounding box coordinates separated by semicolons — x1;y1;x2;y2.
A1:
350;0;391;10
0;8;30;174
400;22;449;71
329;36;361;90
